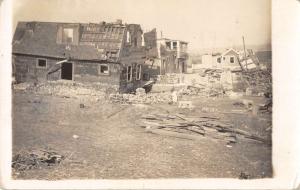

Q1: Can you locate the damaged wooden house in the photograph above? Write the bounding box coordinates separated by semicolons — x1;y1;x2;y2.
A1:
142;29;189;78
12;20;159;93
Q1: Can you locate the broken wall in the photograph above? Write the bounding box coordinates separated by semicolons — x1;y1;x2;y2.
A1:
56;24;80;45
13;55;121;88
119;51;146;93
126;24;143;48
144;29;157;49
160;47;180;74
14;55;61;83
143;58;160;80
73;62;120;85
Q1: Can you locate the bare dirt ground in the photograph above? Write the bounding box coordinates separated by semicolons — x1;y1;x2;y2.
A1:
12;91;272;179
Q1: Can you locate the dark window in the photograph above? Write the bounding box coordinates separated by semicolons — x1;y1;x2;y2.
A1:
136;64;142;80
99;64;109;75
134;38;138;47
230;57;235;63
217;57;221;63
37;59;47;68
166;42;171;49
127;66;132;81
172;41;177;50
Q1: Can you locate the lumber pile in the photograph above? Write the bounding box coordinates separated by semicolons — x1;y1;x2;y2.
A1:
12;149;64;171
139;113;270;145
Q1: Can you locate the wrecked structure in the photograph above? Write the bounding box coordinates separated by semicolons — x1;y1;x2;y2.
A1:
12;20;188;93
142;29;189;79
12;21;147;93
197;48;241;71
156;38;189;74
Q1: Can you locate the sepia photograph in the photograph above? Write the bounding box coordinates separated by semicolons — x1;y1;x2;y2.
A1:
8;0;274;181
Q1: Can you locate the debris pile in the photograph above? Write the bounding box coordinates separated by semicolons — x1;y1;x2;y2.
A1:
12;82;34;91
12;149;64;171
139;113;270;145
259;98;272;113
109;92;172;104
175;69;226;97
204;69;222;82
178;84;224;97
13;81;119;100
135;88;146;96
242;70;272;96
156;74;181;84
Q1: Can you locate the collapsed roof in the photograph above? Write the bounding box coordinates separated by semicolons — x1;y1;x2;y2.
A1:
12;21;129;61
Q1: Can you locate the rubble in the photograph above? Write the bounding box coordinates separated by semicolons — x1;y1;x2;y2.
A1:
178;101;194;109
178;84;224;97
241;70;272;96
12;149;64;172
156;74;181;84
109;92;172;104
135;88;146;96
259;98;272;113
12;82;34;91
13;81;117;100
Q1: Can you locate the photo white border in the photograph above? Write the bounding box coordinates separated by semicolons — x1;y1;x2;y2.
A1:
1;0;300;189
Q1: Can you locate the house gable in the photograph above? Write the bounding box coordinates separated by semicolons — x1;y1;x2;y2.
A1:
222;48;239;57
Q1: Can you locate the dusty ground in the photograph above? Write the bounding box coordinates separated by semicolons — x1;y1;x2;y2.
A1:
12;91;272;179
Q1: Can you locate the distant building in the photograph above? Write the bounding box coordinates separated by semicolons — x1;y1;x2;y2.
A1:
191;48;241;72
198;53;222;69
219;48;240;70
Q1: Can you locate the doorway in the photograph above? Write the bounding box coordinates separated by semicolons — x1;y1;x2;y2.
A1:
61;62;73;80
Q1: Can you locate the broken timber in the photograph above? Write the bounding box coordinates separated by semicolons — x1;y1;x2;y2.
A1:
139;113;270;145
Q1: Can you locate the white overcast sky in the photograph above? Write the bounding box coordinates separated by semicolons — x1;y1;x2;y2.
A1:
13;0;271;52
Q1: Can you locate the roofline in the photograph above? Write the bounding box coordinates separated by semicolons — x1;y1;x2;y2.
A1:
157;38;188;44
16;21;127;27
221;48;238;57
12;52;120;63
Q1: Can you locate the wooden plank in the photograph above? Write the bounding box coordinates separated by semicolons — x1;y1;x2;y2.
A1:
203;123;270;145
142;120;190;126
106;106;129;119
146;128;231;144
146;128;205;141
186;126;205;135
203;120;232;128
